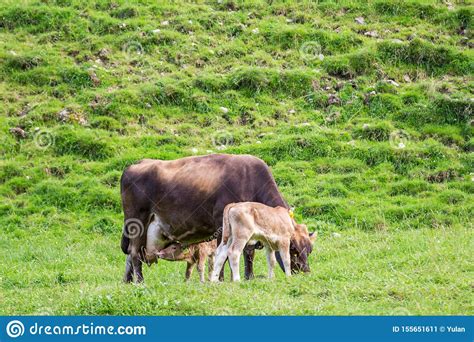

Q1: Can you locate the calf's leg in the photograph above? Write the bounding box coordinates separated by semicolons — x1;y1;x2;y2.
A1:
207;255;214;281
213;208;226;281
197;256;207;283
279;242;292;277
228;239;248;282
185;262;195;281
216;230;226;281
211;242;229;282
266;248;276;279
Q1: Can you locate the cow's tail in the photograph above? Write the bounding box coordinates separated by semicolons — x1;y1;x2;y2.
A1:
222;203;235;245
120;167;132;255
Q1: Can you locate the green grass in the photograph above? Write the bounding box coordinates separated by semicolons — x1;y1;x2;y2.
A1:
0;0;473;315
1;226;472;315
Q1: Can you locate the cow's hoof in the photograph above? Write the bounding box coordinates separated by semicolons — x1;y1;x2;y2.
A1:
123;274;133;283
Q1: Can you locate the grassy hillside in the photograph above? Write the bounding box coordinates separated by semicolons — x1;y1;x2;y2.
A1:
0;0;473;315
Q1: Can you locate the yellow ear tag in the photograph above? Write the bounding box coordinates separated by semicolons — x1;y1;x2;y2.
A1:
289;210;294;219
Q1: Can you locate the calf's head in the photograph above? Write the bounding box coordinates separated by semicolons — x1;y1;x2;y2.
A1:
156;243;188;261
288;223;317;273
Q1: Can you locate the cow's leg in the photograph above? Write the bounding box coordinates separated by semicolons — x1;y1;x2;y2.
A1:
197;256;206;283
185;262;194;281
131;248;144;283
243;246;255;280
122;210;149;283
123;255;134;283
266;247;276;279
211;242;229;282
279;242;292;277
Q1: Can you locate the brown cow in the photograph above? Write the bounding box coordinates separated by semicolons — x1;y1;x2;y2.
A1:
156;240;217;282
211;202;316;282
120;154;310;283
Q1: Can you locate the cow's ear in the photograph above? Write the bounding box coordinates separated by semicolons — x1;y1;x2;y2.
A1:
309;231;317;244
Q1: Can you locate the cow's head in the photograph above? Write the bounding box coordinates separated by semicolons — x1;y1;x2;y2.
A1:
156;242;188;261
288;223;317;273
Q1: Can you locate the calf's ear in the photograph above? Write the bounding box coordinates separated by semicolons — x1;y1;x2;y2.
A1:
309;231;318;244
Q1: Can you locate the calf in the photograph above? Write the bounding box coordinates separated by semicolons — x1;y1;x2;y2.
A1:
157;240;217;282
211;202;316;282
